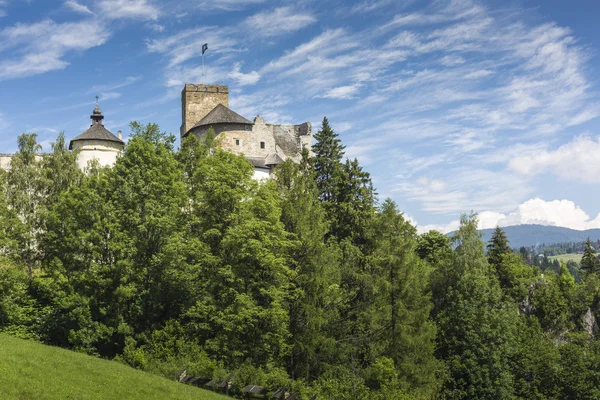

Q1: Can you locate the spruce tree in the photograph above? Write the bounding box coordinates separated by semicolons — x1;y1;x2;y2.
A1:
487;226;511;269
436;214;515;399
312;117;345;203
581;238;600;274
275;153;340;380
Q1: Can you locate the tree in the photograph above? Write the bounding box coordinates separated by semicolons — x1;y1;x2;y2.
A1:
6;133;43;275
487;226;511;269
333;158;376;245
581;239;600;274
435;214;515;399
275;153;340;381
519;246;531;264
312;117;345;203
367;199;441;396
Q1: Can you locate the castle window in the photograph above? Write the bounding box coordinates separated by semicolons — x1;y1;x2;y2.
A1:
235;139;240;145
260;142;265;149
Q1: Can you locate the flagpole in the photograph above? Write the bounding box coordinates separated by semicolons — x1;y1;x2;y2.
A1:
202;52;205;85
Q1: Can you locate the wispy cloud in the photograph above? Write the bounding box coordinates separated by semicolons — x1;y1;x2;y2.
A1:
64;0;93;15
97;0;160;20
89;75;142;93
320;85;360;100
191;0;265;11
0;19;110;79
229;63;260;86
244;7;316;38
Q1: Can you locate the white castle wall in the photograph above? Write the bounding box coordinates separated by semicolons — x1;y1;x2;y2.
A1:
72;140;122;170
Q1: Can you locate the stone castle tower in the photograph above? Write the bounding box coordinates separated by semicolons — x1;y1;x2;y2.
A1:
180;84;312;179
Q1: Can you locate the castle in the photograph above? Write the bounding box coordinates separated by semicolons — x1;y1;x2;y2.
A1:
180;84;312;179
0;84;312;179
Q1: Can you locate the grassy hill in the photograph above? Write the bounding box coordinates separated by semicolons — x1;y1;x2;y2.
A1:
0;334;229;400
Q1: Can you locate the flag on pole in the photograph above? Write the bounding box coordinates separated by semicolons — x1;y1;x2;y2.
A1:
202;43;208;55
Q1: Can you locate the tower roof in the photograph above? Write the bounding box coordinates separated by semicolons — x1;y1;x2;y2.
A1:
187;104;252;134
69;102;125;150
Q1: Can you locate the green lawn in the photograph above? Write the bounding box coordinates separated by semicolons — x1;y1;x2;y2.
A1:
549;253;582;264
0;334;230;400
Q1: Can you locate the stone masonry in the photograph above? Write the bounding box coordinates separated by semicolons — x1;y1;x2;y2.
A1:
180;84;229;137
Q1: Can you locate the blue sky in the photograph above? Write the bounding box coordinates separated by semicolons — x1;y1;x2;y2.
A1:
1;0;600;233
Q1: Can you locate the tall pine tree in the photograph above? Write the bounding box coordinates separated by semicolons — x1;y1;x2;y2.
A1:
581;238;600;274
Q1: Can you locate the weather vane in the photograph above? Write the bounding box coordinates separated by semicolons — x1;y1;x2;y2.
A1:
95;95;99;106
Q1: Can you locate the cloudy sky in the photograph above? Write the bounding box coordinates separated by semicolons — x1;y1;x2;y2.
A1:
0;0;599;233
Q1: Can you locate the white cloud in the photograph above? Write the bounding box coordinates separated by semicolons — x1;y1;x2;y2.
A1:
393;167;532;215
146;27;239;68
244;7;316;37
147;23;165;32
0;19;110;79
464;69;493;79
440;54;465;66
228;63;260;86
510;135;600;183
99;92;122;100
64;0;93;14
349;0;392;14
416;198;600;234
89;76;141;93
97;0;160;20
321;85;360;100
192;0;265;11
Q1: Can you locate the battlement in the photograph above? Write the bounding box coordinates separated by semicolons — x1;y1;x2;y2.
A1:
182;84;228;94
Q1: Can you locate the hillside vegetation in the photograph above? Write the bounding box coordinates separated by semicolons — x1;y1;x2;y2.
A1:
0;334;228;400
2;121;600;398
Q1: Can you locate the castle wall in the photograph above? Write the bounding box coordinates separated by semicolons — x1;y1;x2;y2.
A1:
181;84;229;136
190;117;312;163
72;140;123;170
0;154;14;170
253;167;271;181
0;154;43;171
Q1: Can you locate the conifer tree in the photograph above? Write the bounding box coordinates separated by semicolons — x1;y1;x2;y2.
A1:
368;199;441;395
275;152;340;380
487;226;511;269
312;117;345;203
581;238;600;274
436;214;515;399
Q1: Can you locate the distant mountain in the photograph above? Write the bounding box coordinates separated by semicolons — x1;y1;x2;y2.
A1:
474;225;600;248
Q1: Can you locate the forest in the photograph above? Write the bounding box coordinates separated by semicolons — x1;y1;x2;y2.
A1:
1;118;600;399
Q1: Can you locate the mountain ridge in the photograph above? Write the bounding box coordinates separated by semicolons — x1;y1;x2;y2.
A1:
450;224;600;248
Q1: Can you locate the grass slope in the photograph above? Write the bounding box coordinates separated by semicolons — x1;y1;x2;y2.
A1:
0;334;229;400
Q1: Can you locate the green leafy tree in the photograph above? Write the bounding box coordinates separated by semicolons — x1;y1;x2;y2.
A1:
6;133;43;274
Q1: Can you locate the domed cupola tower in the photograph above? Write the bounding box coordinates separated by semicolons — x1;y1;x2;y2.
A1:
69;98;125;170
